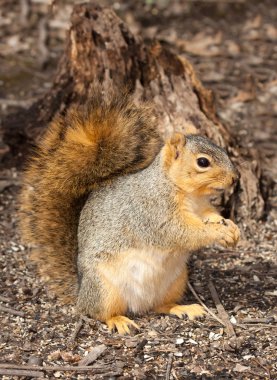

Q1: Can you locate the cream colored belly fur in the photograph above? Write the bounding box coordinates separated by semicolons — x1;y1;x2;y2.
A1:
99;247;188;314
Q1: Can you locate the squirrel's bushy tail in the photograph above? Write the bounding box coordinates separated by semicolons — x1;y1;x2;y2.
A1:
19;90;162;303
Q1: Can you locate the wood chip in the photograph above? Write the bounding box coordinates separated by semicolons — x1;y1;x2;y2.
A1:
78;344;107;366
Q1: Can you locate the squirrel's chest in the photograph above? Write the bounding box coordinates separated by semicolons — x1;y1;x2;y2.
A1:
102;248;188;314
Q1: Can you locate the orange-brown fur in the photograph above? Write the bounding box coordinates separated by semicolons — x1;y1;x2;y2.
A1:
20;93;240;334
94;247;188;320
154;267;205;320
19;90;162;302
97;262;127;322
159;266;188;306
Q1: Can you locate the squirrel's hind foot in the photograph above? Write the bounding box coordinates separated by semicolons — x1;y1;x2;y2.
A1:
106;316;139;335
156;303;206;320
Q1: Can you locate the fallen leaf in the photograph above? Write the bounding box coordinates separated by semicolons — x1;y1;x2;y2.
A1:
230;316;237;324
228;90;256;104
265;290;277;296
225;40;240;56
188;338;198;345
60;351;81;363
265;24;277;41
244;15;262;31
48;350;61;361
177;32;222;57
233;363;251;373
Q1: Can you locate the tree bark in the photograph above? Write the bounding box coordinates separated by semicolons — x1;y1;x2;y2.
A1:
3;2;265;227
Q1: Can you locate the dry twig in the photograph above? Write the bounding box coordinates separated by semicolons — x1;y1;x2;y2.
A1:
0;305;25;317
165;353;174;380
0;295;10;303
0;369;44;378
254;358;271;379
0;98;35;109
187;281;225;326
208;280;236;338
20;0;30;26
241;317;275;324
69;317;84;343
237;323;277;329
0;363;121;375
38;16;49;67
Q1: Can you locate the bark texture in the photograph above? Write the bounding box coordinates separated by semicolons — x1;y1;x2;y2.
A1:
4;3;265;226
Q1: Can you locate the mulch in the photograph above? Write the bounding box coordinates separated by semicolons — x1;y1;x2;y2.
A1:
0;1;276;379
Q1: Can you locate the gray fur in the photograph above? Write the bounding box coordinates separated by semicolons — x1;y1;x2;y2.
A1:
78;153;180;261
77;152;185;316
77;135;237;316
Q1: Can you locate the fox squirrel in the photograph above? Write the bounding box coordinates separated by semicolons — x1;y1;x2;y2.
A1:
20;89;240;334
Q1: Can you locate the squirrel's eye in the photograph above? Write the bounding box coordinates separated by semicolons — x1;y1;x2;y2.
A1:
197;157;210;168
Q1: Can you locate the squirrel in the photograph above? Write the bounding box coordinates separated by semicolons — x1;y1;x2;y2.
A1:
20;89;240;334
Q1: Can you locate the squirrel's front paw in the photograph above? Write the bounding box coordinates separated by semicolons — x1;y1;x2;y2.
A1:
203;214;224;224
216;219;240;248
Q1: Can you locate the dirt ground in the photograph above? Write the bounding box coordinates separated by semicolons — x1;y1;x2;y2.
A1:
0;1;276;379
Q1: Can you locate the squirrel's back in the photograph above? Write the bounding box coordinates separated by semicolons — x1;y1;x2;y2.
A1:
19;89;162;302
78;152;173;257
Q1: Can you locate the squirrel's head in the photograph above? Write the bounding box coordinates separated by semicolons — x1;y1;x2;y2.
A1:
163;133;238;196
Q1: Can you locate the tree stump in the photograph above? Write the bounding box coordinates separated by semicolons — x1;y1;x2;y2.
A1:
4;3;265;227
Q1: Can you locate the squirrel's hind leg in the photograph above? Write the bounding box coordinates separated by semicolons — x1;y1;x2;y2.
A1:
100;285;139;334
156;303;206;320
154;266;206;320
77;262;139;335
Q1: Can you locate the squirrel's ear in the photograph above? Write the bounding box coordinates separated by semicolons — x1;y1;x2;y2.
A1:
168;133;186;160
